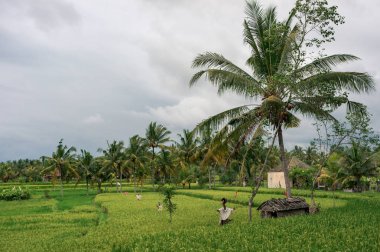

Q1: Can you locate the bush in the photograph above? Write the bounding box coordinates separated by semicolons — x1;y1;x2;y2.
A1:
159;185;176;223
0;186;31;201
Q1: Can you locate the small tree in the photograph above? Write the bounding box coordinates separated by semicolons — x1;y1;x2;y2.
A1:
160;185;176;223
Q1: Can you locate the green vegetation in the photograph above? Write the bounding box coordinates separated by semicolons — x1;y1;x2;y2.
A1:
0;186;30;201
0;0;379;250
0;186;378;251
160;185;177;223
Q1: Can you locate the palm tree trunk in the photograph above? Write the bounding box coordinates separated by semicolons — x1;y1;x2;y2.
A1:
208;167;211;189
278;126;292;198
59;167;64;198
151;148;155;189
86;176;89;196
97;179;102;193
332;187;336;207
120;166;123;193
133;164;137;193
213;167;216;188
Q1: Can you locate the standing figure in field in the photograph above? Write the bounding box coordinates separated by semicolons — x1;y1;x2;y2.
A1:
156;202;163;211
217;198;235;225
116;182;121;192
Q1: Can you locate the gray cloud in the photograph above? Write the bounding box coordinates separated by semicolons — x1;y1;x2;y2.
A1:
0;0;378;160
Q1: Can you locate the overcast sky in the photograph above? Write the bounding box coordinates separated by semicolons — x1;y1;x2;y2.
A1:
0;0;379;161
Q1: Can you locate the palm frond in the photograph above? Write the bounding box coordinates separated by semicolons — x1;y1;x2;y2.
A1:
346;100;367;115
283;112;300;128
191;52;254;79
193;105;250;134
292;101;338;122
207;69;262;97
296;54;360;76
278;25;300;73
299;71;374;94
243;20;265;73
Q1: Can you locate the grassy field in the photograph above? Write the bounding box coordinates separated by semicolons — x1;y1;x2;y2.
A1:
0;184;379;251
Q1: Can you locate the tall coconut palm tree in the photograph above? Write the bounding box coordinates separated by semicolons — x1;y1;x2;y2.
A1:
125;135;147;193
144;122;171;187
100;141;126;193
43;139;77;197
190;0;374;198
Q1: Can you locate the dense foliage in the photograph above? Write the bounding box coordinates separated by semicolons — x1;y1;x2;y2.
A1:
0;186;30;201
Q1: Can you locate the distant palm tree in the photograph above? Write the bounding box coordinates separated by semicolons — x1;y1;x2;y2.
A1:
100;141;126;193
190;0;374;197
78;149;94;195
318;152;343;206
200;131;228;189
175;130;199;186
90;157;110;193
340;142;379;191
43;139;77;197
125;135;147;192
175;129;199;164
144;122;171;187
157;149;175;184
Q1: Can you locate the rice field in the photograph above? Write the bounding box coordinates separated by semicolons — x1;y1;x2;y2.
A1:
0;185;379;251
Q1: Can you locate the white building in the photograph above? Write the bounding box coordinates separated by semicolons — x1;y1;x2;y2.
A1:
267;157;310;189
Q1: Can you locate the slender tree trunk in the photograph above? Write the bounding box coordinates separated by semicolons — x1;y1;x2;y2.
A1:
248;126;279;222
208;167;211;189
97;179;102;193
133;164;137;193
151;148;155;189
120;166;123;193
332;187;336;208
310;166;322;205
355;176;361;192
59;166;64;198
278;126;292;198
213;167;216;188
86;176;89;196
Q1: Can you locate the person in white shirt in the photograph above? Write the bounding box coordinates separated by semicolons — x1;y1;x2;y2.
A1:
156;202;163;211
217;198;235;225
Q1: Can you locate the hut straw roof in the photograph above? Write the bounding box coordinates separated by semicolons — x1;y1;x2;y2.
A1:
269;157;310;172
257;197;309;212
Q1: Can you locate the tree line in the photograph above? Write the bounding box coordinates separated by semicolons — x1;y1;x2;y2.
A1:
1;0;380;210
1;109;379;196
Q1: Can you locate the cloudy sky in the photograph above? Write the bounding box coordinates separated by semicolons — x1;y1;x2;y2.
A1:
0;0;379;161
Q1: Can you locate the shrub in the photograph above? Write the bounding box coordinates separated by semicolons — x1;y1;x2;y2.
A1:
160;185;176;223
0;186;31;201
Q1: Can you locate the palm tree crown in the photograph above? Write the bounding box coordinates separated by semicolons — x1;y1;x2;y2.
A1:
190;0;374;197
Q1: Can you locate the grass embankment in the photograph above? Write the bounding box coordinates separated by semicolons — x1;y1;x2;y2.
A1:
0;185;379;251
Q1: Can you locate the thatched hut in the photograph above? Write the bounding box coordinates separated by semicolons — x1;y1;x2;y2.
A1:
257;197;310;218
